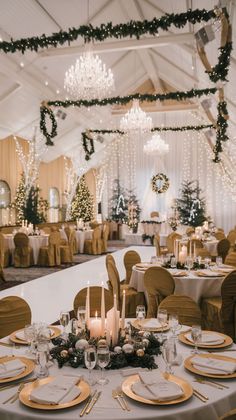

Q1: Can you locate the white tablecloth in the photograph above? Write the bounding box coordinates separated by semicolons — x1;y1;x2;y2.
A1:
124;234;152;246
0;328;236;420
4;234;49;265
129;266;224;303
75;229;93;253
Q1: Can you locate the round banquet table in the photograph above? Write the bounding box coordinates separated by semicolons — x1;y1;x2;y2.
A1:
4;234;49;265
75;229;93;253
129;266;224;304
0;326;236;420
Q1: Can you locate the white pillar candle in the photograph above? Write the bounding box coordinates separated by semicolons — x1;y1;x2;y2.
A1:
194;242;196;259
189;240;192;257
85;281;90;328
120;290;126;329
101;282;105;336
90;312;102;338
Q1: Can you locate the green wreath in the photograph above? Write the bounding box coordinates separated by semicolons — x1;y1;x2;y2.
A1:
151;173;169;194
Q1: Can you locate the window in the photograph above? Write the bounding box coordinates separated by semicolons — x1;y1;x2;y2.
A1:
49;187;60;208
0;180;10;208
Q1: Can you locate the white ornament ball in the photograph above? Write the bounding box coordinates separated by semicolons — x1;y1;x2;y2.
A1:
122;343;134;354
75;339;89;350
114;346;122;354
143;331;150;338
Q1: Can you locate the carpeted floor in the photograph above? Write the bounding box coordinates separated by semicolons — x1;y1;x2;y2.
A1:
0;240;126;291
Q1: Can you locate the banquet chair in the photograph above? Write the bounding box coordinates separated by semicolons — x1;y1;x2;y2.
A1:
90;220;100;229
217;238;230;263
214;231;226;241
195;248;211;259
109;221;118;240
0;265;6;282
60;229;76;264
225;252;236;267
159;295;202;327
201;270;236;341
13;232;34;268
101;223;109;253
41;226;51;234
0;296;31;339
123;250;141;283
166;232;182;254
84;226;102;255
144;267;175;317
0;232;10;267
154;234;168;257
73;286;113;318
186;227;195;237
38;231;61;266
219;408;236;419
188;239;203;253
150;211;159;218
106;257;145;317
227;230;236;249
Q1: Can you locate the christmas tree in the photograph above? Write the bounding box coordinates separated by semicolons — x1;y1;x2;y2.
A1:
109;179;128;223
24;185;48;224
14;174;26;224
127;190;141;233
70;175;94;221
176;180;207;227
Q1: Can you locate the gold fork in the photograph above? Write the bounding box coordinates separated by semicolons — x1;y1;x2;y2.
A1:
112;389;125;410
3;383;25;405
116;387;131;411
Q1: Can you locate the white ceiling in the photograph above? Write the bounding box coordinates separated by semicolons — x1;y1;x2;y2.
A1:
0;0;235;167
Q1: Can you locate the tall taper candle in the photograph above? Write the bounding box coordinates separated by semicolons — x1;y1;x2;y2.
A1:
101;281;105;336
85;281;90;328
121;290;126;329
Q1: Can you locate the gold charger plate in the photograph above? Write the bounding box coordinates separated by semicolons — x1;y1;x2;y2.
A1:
196;271;224;278
0;356;35;384
122;373;193;405
171;271;188;277
10;326;61;345
179;330;233;349
184;354;236;378
131;319;169;332
19;376;90;410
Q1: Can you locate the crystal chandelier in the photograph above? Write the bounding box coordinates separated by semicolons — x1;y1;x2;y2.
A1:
120;99;153;133
143;133;169;156
64;47;115;100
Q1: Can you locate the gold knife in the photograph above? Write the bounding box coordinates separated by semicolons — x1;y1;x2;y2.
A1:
86;391;102;414
79;391;96;417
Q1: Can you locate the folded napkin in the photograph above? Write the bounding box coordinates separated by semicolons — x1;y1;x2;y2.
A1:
171;270;187;277
0;359;26;379
139;318;162;329
132;372;184;401
15;328;53;341
191;356;236;375
30;376;81;405
196;270;223;277
185;332;225;345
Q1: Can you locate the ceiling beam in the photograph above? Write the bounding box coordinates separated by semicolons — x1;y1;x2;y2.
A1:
112;102;199;115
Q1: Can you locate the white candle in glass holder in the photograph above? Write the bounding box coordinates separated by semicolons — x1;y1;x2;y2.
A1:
189;240;192;257
121;290;126;329
101;282;105;336
85;281;90;328
90;311;102;338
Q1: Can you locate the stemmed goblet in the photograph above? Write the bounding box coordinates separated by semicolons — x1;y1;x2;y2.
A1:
84;345;97;385
191;325;202;354
60;311;70;338
97;344;110;385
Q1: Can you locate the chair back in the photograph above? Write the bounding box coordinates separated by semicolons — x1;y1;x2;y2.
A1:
217;239;231;263
227;230;236;246
214;232;226;240
219;408;236;420
195;248;211;259
106;259;121;307
220;270;236;341
159;295;202;326
188;239;203;255
186;227;195;237
42;227;51;234
0;265;5;282
123;250;141;283
90;220;100;229
102;224;109;241
0;296;31;338
150;211;159;218
144;267;175;317
0;233;7;266
225;252;236;267
73;286;113;318
153;234;161;256
166;233;182;253
14;232;29;248
48;231;61;265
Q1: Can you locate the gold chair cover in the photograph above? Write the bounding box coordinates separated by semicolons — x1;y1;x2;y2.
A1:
219;408;236;420
214;232;226;240
60;229;76;263
101;224;109;253
225;252;236;267
159;295;202;327
123;250;141;284
73;286;113;318
144;267;175;317
13;233;34;268
38;231;61;266
186;227;195;237
0;232;10;267
150;211;159;218
108;221;118;240
227;230;236;248
0;296;31;338
84;226;102;255
166;232;182;254
195;248;211;258
0;265;6;282
217;238;231;263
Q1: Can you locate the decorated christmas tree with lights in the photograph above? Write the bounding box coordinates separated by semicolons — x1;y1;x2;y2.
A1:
70;175;94;221
176;180;207;227
24;185;48;224
109;179;128;223
127;190;141;233
14;174;26;224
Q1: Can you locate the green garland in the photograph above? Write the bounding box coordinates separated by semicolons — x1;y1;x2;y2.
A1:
81;132;95;161
207;42;233;83
50;326;160;370
213;100;229;162
151;173;170;194
0;9;216;54
40;106;57;146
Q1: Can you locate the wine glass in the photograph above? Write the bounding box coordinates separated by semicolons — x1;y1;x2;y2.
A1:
24;324;36;355
186;256;193;272
35;342;49;378
162;339;175;374
97;344;110;385
170;257;176;268
157;308;168;341
60;311;70;338
191;325;202;354
169;314;181;337
84;345;97;385
136;305;146;321
216;256;223;267
77;306;86;330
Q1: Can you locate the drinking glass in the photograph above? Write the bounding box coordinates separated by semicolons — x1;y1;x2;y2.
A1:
191;325;202;354
150;256;157;264
170;257;177;268
162;339;175;374
168;314;181;337
205;257;211;269
157;308;168;342
216;256;223;267
136;305;146;320
24;324;36;355
97;344;110;385
35;342;49;378
60;311;70;338
77;306;86;330
186;256;193;271
84;345;97;385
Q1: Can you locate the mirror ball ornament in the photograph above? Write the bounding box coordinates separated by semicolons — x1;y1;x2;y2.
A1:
136;349;145;357
114;346;122;354
122;343;134;354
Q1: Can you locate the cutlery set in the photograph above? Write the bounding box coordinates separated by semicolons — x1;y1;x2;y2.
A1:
80;390;101;416
112;387;131;411
2;383;25;404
